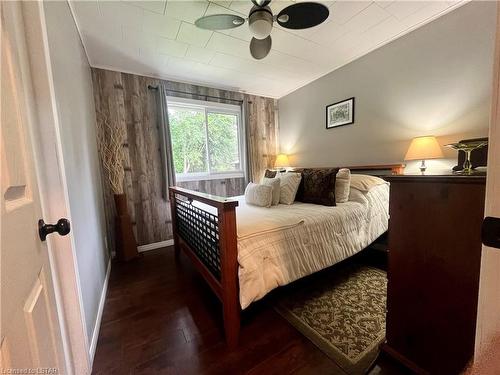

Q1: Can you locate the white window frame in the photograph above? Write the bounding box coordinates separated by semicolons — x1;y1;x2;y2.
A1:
166;96;246;182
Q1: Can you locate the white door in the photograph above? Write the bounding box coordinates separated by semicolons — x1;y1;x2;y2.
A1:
1;2;67;373
474;2;500;372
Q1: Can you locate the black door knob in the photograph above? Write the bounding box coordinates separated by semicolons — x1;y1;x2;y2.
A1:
482;216;500;249
38;218;71;241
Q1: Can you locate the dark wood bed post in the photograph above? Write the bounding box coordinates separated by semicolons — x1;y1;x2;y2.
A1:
218;204;240;349
169;187;240;348
169;189;181;260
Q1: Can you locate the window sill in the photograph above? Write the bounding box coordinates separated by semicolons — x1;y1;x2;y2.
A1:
176;173;245;183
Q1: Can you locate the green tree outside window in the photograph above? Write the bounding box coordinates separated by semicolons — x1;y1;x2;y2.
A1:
168;104;242;178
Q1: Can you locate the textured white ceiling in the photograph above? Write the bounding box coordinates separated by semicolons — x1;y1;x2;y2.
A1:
70;0;467;98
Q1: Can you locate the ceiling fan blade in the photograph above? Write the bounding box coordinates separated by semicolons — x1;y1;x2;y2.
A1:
277;2;329;29
195;14;245;30
250;36;272;60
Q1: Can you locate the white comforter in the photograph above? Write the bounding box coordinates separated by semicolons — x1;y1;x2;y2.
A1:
236;183;389;309
192;183;390;309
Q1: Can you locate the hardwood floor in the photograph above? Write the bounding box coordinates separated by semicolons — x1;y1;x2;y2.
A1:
92;247;411;375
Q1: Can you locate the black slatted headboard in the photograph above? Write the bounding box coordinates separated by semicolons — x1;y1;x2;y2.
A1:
291;164;405;177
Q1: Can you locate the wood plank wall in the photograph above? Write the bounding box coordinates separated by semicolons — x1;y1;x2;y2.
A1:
91;68;278;247
176;177;246;197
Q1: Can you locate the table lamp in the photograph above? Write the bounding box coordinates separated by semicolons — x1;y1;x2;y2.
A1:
405;136;443;174
274;154;289;172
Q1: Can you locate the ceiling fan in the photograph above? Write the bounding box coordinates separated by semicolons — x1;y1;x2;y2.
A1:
194;0;329;60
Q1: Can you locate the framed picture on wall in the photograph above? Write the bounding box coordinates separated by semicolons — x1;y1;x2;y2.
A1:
326;97;355;129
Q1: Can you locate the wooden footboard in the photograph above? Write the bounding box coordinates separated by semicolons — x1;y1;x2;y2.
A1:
169;187;240;348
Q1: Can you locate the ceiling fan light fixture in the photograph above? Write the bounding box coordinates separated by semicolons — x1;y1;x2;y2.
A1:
194;2;330;61
249;8;273;40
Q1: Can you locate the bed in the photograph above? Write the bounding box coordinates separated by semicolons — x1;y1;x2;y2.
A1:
169;164;404;347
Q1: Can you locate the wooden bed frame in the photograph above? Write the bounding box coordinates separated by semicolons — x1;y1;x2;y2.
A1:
169;163;404;348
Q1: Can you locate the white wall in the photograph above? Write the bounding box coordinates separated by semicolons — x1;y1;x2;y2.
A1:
279;2;496;174
43;1;109;342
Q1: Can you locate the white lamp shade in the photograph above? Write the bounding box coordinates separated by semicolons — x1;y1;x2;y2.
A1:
274;154;289;168
405;136;444;161
249;9;273;39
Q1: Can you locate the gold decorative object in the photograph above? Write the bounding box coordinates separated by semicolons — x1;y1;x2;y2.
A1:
445;140;488;175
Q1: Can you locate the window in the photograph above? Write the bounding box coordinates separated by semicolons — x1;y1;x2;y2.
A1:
167;97;245;181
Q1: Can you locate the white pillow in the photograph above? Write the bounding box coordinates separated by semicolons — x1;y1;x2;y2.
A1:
262;177;281;206
245;183;273;207
279;172;302;205
350;174;387;192
335;168;351;203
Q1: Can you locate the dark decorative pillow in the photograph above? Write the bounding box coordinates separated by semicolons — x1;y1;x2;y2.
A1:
295;168;339;206
264;169;277;178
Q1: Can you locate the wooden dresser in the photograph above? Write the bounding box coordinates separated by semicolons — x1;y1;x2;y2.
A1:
383;175;486;375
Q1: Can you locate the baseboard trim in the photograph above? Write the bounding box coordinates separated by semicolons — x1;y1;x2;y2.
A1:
89;259;111;364
137;239;174;253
